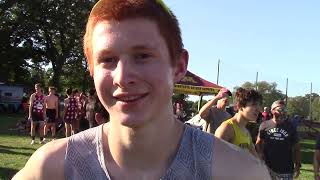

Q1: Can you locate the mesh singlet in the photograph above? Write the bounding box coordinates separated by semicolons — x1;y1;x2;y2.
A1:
31;94;45;121
65;125;214;180
32;94;45;114
64;97;77;123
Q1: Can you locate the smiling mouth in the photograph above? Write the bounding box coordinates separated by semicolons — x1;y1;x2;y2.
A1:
114;93;148;103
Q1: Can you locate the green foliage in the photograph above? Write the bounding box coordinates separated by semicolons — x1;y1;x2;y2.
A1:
312;97;320;121
286;93;320;121
287;96;310;118
192;99;208;113
1;0;97;92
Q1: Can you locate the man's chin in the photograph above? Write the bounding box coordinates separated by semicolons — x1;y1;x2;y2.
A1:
119;116;148;129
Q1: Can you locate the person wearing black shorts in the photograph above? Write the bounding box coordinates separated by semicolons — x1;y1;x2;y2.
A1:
44;87;59;141
28;83;46;145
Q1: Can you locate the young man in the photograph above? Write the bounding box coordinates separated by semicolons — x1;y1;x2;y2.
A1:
256;100;301;180
28;83;46;145
215;88;262;158
44;87;59;141
13;1;270;179
63;88;78;137
199;87;232;134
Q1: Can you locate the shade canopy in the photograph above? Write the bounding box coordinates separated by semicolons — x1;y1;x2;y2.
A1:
174;71;222;96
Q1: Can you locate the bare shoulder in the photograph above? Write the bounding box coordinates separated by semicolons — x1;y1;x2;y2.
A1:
214;121;234;141
12;138;68;180
212;137;271;180
30;93;36;100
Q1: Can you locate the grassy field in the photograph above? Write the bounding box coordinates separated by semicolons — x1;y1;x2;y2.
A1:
0;113;317;179
0;114;48;180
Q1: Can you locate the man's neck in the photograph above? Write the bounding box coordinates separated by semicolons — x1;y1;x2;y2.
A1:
272;117;282;124
234;113;249;128
105;114;184;173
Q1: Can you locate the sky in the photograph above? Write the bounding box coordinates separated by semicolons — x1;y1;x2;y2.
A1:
164;0;320;99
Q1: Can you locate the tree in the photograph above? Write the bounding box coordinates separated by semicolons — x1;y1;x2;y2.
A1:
234;81;285;108
312;96;320;121
1;0;96;91
287;96;310;118
0;0;34;85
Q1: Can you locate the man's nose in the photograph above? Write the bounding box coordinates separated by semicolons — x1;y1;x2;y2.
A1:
112;59;136;88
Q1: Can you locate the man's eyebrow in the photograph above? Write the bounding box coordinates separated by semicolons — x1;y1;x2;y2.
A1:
131;45;157;51
96;49;113;58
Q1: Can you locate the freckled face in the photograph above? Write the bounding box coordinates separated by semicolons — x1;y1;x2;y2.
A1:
91;19;178;127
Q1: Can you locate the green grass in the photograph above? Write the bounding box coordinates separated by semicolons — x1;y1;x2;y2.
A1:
0;114;43;180
0;113;317;179
300;139;315;180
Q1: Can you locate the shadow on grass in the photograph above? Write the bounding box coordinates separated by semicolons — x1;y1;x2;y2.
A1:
0;148;33;157
300;139;316;165
0;167;18;180
301;167;314;172
0;145;36;151
301;141;316;150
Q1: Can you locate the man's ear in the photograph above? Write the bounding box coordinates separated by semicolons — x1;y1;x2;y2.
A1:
95;113;105;125
235;103;241;112
173;49;189;83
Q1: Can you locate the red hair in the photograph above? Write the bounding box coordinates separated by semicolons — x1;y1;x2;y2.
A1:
83;0;183;75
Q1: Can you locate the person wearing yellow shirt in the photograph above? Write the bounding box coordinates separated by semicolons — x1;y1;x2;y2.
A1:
215;87;262;158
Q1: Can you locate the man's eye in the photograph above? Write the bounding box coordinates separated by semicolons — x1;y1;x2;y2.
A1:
103;57;116;63
134;53;151;60
98;57;117;64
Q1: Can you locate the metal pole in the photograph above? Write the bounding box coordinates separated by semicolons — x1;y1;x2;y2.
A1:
255;72;258;90
310;82;313;121
217;59;220;85
198;95;203;112
285;78;288;106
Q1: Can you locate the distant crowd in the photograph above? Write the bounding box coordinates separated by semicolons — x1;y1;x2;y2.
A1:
24;83;109;145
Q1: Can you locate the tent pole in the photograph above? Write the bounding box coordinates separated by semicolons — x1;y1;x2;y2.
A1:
198;95;203;112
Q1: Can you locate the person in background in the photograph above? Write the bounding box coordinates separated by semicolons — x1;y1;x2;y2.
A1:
77;91;87;131
256;100;301;180
44;87;59;141
13;0;271;179
63;88;78;137
215;87;262;158
199;87;232;134
174;94;186;122
28;83;46;145
291;115;301;131
72;89;81;133
262;107;271;121
86;88;97;128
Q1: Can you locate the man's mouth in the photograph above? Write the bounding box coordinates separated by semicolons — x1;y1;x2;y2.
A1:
114;93;148;103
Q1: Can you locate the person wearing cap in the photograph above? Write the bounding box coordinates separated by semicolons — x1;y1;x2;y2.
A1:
199;87;232;134
256;100;301;180
13;0;271;179
215;88;262;158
